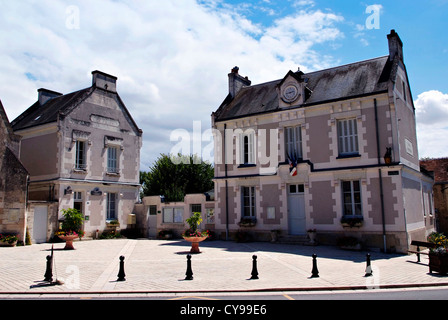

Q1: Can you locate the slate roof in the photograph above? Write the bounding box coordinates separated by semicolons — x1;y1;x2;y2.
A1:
11;87;93;131
214;55;393;122
11;85;142;136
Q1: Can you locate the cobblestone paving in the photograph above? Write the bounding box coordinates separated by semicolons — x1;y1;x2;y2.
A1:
1;239;447;295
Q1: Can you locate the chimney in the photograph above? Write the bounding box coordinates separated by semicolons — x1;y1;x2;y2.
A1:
38;88;63;106
387;29;404;62
92;70;117;92
228;66;251;98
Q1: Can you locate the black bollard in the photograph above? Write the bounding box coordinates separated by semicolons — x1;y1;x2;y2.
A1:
250;255;259;280
311;254;319;278
185;254;193;280
43;255;53;282
117;255;126;281
365;253;373;277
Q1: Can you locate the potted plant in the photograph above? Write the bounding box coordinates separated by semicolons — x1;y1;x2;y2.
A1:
158;229;173;239
182;212;209;253
307;229;317;245
0;234;19;247
270;229;280;242
341;216;364;228
106;219;120;232
427;232;448;275
56;208;84;250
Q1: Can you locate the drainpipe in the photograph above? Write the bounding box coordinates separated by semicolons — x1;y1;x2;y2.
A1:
374;98;387;252
224;124;229;240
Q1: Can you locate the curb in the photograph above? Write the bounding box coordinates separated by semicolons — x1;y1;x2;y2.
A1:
2;282;448;296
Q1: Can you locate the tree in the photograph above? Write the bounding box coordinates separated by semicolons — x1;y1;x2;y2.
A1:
140;153;214;202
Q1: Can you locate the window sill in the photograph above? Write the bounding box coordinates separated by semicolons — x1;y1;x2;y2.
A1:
72;168;87;174
106;171;120;176
238;164;256;169
336;153;361;160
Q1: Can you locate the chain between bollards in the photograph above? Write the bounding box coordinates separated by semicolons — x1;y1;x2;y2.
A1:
117;255;126;281
250;255;259;280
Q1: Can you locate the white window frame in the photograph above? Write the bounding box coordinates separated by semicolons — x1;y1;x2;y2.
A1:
238;130;255;165
285;126;302;160
162;207;184;223
75;140;87;170
337;118;359;156
242;186;256;218
342;180;362;216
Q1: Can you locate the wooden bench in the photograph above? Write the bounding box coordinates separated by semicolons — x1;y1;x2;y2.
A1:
408;240;436;263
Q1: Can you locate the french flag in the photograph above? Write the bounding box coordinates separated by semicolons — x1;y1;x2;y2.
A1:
288;153;298;176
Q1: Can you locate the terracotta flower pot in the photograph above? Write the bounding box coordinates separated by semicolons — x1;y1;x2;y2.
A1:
0;240;17;247
58;234;79;250
183;236;208;253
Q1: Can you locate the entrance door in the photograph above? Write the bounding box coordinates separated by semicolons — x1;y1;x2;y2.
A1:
147;205;158;237
33;206;48;243
287;184;306;235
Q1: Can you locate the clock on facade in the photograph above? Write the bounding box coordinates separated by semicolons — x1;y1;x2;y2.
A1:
283;85;299;102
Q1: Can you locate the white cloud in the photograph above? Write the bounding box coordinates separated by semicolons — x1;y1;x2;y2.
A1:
415;90;448;158
0;0;345;169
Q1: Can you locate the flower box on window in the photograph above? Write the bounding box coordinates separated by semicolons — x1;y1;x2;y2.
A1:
340;216;363;228
238;217;257;227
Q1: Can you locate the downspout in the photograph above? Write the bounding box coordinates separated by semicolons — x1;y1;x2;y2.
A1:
224;123;229;240
374;98;387;252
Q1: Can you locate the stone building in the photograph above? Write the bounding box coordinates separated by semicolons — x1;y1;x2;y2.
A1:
211;30;434;253
0;100;29;243
420;158;448;234
11;71;142;242
137;192;215;238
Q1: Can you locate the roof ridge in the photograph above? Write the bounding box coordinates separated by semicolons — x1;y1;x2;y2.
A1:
303;55;389;76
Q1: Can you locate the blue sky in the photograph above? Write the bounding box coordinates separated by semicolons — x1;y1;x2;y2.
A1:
0;0;447;168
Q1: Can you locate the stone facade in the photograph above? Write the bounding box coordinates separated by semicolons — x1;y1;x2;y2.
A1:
420;158;448;234
11;71;142;241
139;193;215;238
0;101;29;242
211;30;434;253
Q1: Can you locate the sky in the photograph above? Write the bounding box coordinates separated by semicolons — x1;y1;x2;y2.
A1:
0;0;447;170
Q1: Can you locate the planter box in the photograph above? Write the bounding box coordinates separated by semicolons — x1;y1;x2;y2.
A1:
429;253;448;275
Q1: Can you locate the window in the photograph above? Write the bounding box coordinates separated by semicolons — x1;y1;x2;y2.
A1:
289;184;304;194
107;147;119;173
107;193;117;220
163;207;184;223
73;191;83;214
342;181;362;216
337;119;359;156
402;80;407;102
191;204;202;215
75;140;86;170
242;186;256;218
149;205;157;216
239;131;255;165
285;126;302;160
